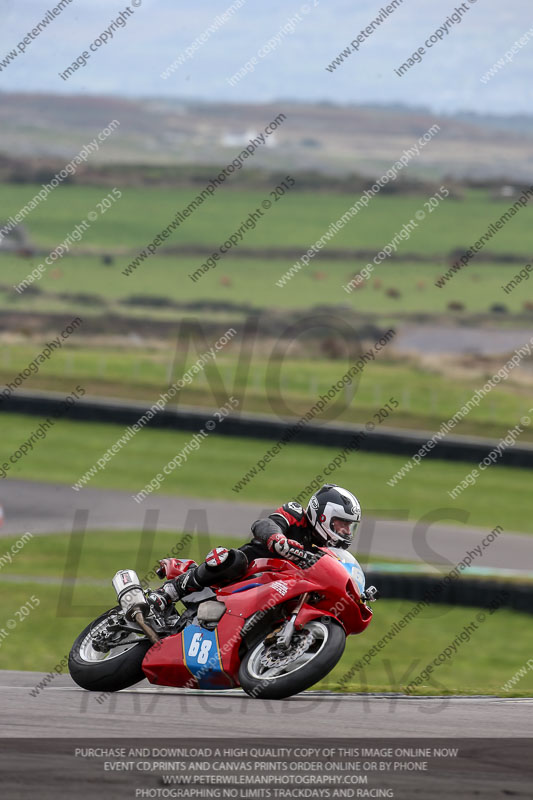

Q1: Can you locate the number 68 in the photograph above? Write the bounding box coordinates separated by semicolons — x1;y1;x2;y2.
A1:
188;632;213;664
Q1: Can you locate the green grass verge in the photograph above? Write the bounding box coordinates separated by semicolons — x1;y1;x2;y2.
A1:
2;413;533;533
324;599;533;696
0;532;235;583
0;555;530;696
1;531;518;585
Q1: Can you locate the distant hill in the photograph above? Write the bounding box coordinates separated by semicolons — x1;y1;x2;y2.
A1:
1;92;532;181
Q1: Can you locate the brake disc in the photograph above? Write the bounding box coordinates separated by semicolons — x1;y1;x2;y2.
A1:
260;630;315;669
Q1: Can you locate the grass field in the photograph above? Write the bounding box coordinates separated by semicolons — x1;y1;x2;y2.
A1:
3;178;532;487
2;181;530;335
2;413;532;533
1;183;530;255
2;256;532;315
0;531;530;696
2;183;532;321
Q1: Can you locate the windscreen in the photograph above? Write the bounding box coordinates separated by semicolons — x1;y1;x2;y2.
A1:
326;548;366;594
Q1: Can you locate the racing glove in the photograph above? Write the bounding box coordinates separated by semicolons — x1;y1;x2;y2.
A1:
267;533;304;559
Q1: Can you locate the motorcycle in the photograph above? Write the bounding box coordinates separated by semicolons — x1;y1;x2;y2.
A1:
68;546;377;700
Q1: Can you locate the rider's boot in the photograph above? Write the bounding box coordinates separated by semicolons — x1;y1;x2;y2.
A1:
146;568;203;612
147;548;248;612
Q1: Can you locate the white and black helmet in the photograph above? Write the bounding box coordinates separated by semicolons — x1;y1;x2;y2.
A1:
306;484;361;548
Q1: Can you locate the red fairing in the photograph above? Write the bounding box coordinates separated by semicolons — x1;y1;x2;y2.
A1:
157;558;197;580
142;634;199;689
225;553;372;636
141;614;245;690
142;550;372;689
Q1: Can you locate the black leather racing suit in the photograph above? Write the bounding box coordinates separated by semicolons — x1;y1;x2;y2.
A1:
170;501;318;594
240;501;317;562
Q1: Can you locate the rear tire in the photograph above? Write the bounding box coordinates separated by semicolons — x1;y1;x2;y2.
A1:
68;607;152;692
239;619;345;700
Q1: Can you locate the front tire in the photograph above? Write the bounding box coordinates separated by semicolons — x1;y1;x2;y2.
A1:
68;607;152;692
239;619;345;700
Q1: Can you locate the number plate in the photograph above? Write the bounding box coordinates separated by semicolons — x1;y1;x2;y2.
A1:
182;625;228;689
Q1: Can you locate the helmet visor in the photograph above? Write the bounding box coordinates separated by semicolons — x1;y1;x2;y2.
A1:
330;517;358;546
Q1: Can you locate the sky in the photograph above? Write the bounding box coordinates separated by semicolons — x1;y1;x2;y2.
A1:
1;0;532;114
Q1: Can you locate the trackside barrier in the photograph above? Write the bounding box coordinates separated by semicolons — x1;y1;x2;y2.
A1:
2;390;533;468
365;571;533;614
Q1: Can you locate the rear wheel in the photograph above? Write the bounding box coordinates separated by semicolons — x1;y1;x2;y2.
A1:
239;619;345;700
68;608;152;692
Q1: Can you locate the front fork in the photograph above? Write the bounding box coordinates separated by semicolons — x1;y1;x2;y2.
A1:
277;584;379;646
276;593;309;649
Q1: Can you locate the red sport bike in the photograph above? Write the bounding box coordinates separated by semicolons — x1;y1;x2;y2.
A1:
69;547;376;700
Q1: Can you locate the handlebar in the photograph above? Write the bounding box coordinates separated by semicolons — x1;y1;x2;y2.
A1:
287;547;321;568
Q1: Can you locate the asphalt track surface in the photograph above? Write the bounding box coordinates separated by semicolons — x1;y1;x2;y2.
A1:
1;478;532;570
2;670;533;800
1;670;532;738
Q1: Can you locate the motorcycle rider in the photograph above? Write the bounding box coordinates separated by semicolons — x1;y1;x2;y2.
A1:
147;484;361;611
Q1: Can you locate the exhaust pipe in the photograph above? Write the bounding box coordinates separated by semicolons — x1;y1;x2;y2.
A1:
112;569;159;645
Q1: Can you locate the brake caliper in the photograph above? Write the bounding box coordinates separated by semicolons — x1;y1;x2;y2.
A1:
260;630;315;669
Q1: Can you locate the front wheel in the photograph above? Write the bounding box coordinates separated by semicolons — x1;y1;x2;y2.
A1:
239;619;345;700
68;607;152;692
